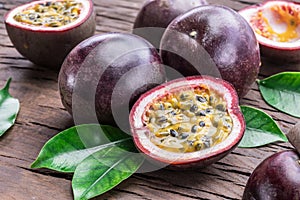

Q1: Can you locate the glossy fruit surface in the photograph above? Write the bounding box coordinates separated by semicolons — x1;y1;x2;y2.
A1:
160;5;260;98
4;0;95;68
58;33;166;126
133;0;207;48
243;150;300;200
239;0;300;63
130;75;245;169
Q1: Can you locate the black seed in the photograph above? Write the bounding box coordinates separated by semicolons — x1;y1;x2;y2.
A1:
199;121;205;127
190;104;198;113
196;110;206;117
196;96;207;103
216;104;226;112
45;2;51;6
195;143;202;150
202;136;211;148
206;108;212;114
157;116;167;123
187;140;194;146
180;133;189;140
159;103;164;110
170;110;177;116
191;125;198;133
180;94;189;101
209;96;214;102
170;129;179;137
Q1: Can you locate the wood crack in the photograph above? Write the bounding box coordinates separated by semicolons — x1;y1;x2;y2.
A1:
29;121;63;132
114;188;152;200
19;166;72;181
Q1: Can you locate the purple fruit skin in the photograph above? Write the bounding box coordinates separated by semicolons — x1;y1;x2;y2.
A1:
133;0;207;48
58;33;166;126
160;5;261;98
5;0;95;68
134;0;207;29
243;150;300;200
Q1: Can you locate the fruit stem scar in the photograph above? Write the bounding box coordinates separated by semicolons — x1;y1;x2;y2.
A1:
189;31;197;38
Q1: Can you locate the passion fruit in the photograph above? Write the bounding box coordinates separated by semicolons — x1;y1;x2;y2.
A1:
239;1;300;63
130;75;245;169
58;33;166;126
4;0;96;68
160;5;261;98
243;122;300;200
133;0;208;48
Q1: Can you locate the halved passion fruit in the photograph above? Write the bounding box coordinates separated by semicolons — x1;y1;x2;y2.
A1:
239;1;300;63
4;0;95;68
129;76;245;169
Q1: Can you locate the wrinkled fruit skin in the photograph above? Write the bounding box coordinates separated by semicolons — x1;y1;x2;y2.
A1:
160;5;260;98
243;150;300;200
4;0;95;68
59;33;166;126
133;0;207;48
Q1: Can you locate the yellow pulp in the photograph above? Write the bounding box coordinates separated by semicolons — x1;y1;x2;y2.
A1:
14;0;82;27
144;84;233;153
253;5;300;42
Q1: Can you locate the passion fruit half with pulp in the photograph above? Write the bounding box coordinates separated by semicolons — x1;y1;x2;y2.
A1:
130;76;245;169
4;0;95;68
239;0;300;63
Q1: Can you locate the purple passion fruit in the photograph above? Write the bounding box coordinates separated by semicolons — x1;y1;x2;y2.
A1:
130;76;245;169
243;150;300;200
239;1;300;63
243;122;300;200
4;0;95;68
133;0;208;48
58;33;166;126
160;5;260;98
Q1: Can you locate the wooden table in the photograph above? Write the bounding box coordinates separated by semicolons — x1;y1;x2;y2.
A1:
0;0;299;199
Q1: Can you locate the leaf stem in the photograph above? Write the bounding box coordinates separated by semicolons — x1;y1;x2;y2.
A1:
2;78;12;93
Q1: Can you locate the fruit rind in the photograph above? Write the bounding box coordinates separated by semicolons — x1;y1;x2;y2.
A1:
4;0;96;68
130;75;245;169
239;1;300;63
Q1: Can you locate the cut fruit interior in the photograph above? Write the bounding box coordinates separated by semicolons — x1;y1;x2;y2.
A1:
5;0;93;32
239;0;300;49
130;76;245;166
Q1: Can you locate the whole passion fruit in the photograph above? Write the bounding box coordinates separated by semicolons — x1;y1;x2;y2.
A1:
239;0;300;63
130;75;245;169
4;0;95;68
243;122;300;200
160;5;261;98
58;33;166;127
243;150;300;200
133;0;207;48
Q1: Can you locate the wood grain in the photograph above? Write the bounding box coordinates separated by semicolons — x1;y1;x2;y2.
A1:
0;0;299;199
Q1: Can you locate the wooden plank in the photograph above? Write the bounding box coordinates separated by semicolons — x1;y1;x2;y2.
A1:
0;0;298;199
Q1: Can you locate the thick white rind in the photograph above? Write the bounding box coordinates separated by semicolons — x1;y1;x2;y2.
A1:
239;1;300;49
130;76;244;165
5;0;92;32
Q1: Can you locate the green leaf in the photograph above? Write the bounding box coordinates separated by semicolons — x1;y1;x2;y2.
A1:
238;106;288;148
31;124;131;172
72;140;144;200
0;78;20;137
258;72;300;118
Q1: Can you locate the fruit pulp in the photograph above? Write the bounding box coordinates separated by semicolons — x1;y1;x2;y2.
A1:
250;4;300;42
143;84;233;153
13;0;82;27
